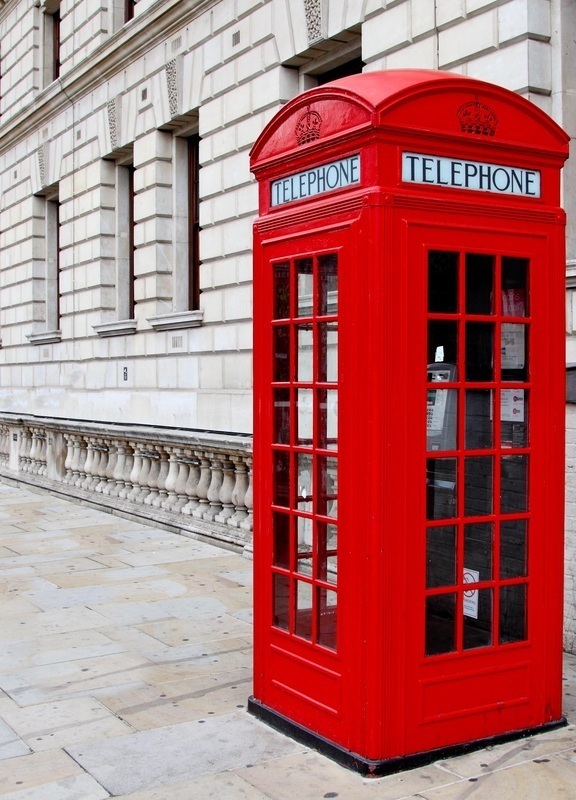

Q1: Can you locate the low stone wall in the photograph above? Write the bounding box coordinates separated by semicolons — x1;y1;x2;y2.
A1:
0;413;253;554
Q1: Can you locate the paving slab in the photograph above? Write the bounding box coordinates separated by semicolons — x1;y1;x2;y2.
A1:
65;711;305;796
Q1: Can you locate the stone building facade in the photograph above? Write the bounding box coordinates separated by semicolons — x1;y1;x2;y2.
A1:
0;0;575;640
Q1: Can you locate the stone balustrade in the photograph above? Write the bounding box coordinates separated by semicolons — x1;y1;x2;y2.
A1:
0;414;253;552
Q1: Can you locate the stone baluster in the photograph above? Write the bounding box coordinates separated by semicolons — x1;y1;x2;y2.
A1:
20;429;31;472
192;453;212;519
171;453;191;512
134;449;152;504
203;457;224;520
161;447;181;510
215;456;235;524
126;446;143;502
180;451;201;515
152;447;170;508
228;455;249;527
81;438;97;490
95;440;109;492
28;430;39;474
74;439;89;488
240;457;253;532
102;440;118;497
108;441;126;497
69;435;83;485
38;435;48;475
119;445;134;499
63;434;74;483
143;451;161;506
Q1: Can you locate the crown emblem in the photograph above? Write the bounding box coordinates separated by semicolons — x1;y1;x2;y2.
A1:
457;97;498;137
295;106;322;145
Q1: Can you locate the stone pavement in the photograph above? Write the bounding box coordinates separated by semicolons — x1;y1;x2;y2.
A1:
0;482;575;799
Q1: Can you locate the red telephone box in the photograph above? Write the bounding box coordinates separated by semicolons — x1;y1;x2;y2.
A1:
249;70;569;773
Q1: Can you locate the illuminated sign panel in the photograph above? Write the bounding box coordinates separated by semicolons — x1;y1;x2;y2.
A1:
402;152;540;198
271;154;361;206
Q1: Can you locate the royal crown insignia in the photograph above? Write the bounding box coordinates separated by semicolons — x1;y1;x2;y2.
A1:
457;97;499;137
295;106;322;145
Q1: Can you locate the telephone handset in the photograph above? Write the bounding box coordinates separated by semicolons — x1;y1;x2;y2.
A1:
427;363;457;452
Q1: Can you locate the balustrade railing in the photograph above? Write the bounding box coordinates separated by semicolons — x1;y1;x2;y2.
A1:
0;416;253;550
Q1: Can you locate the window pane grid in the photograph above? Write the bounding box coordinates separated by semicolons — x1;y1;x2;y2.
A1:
426;250;530;657
270;254;339;651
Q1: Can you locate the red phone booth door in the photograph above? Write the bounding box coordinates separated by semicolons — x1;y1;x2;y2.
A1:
404;221;562;754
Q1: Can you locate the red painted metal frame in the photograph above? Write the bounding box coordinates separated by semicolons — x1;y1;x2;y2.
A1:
251;70;569;766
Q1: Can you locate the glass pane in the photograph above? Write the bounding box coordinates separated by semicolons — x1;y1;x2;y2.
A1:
464;456;493;516
318;389;338;451
273;388;290;445
296;325;313;382
319;254;338;316
501;323;528;382
465;390;493;449
499;583;527;644
466;322;494;381
466;253;494;315
463;588;492;650
426;593;456;656
296;453;313;512
273;451;290;507
500;519;528;578
318;455;338;519
427;458;457;520
295;580;313;641
297;258;313;317
296;516;313;574
426;525;456;588
500;455;528;513
318;522;338;584
274;262;290;319
318;322;338;382
464;522;493;580
273;573;290;631
428;250;458;313
317;587;337;650
427;387;457;452
428;320;458;366
273;512;290;569
502;257;528;317
273;326;290;382
501;389;528;448
297;389;313;446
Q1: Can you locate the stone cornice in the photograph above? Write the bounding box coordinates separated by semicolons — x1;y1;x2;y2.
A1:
0;0;215;156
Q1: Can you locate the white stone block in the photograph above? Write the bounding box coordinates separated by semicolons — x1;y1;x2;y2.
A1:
439;10;497;67
436;0;466;29
498;0;550;46
384;36;437;70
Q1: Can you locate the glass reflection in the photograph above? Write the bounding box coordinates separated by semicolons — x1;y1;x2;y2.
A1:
426;525;456;588
296;325;313;382
319;254;338;316
466;253;494;315
465;390;493;449
464;457;493;517
297;258;313;317
502;257;528;317
296;453;313;512
295;580;313;641
426;458;457;520
273;388;290;445
464;522;493;580
426;593;456;656
297;389;313;446
318;389;338;451
274;262;290;319
499;583;527;644
500;455;528;513
273;512;290;569
318;587;337;650
463;588;492;650
273;326;290;382
500;519;528;578
273;573;290;631
428;250;458;313
318;455;338;519
466;322;494;381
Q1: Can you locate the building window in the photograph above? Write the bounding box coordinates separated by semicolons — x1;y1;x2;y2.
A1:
187;134;200;312
28;186;61;345
41;1;61;86
148;130;203;331
125;0;135;22
93;153;137;338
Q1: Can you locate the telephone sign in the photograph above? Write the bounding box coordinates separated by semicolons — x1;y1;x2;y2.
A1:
250;70;568;774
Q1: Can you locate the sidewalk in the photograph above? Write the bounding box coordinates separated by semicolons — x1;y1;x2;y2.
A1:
0;481;575;799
